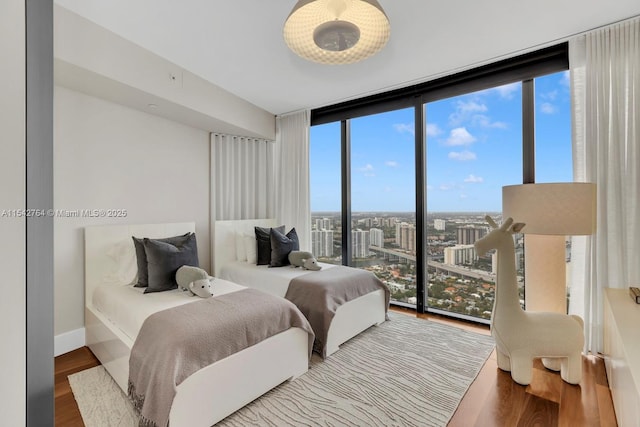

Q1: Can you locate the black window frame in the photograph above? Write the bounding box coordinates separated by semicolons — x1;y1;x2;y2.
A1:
310;43;569;318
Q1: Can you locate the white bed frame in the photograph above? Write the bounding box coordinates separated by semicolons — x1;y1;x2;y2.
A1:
214;219;387;357
84;222;309;427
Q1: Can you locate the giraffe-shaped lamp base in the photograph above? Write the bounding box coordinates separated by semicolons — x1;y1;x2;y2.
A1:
475;216;584;386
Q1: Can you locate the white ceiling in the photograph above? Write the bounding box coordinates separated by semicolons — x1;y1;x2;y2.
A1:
55;0;640;116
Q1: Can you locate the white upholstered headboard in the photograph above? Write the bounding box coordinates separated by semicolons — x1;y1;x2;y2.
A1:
213;219;276;277
84;222;195;308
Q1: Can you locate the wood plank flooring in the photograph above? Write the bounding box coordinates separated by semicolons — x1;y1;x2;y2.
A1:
54;310;618;426
409;310;618;427
55;346;100;426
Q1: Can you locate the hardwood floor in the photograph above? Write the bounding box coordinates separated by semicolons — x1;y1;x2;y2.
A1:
55;347;99;426
54;311;618;426
404;309;618;427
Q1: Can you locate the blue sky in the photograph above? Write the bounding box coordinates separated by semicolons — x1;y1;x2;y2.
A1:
310;71;572;213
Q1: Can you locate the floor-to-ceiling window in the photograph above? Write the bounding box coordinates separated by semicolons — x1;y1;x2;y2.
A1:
310;122;342;265
310;44;570;322
350;108;416;304
425;83;523;320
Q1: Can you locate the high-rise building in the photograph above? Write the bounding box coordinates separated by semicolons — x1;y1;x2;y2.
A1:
311;229;334;257
396;222;408;247
396;223;415;251
315;217;332;231
456;226;487;245
369;228;384;248
444;245;478;266
352;229;370;258
383;217;398;228
358;218;372;228
434;219;446;231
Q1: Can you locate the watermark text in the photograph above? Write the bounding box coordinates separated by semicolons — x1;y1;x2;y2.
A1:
1;209;128;218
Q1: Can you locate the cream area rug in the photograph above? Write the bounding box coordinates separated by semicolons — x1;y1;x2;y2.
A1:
69;312;494;427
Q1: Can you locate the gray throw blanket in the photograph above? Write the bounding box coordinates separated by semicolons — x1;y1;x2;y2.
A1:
285;266;390;358
128;288;314;427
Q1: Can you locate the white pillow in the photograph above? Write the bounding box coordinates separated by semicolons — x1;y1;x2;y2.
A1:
243;233;257;264
105;240;137;285
235;232;247;262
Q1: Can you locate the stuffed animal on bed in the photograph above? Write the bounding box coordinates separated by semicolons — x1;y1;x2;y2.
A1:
188;278;214;298
288;251;322;271
175;265;214;298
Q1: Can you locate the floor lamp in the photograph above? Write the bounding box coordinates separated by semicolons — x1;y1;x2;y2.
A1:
502;183;597;313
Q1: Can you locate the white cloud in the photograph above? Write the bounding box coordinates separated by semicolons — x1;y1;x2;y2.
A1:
459;193;468;199
449;101;488;125
540;90;558;101
445;127;477;146
358;164;376;176
472;115;508;129
439;184;453;191
448;151;477;161
494;82;520;99
561;70;570;87
448;99;509;129
426;185;434;191
464;174;484;183
458;100;487;113
385;161;399;167
426;123;443;137
393;123;415;136
540;102;557;114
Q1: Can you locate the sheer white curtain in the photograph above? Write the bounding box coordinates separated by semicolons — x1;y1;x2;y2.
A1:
210;133;275;221
569;17;640;353
275;110;311;251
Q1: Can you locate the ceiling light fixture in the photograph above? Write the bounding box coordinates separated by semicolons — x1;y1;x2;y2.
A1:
283;0;390;65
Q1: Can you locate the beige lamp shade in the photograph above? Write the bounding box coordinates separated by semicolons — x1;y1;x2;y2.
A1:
283;0;390;64
502;183;596;235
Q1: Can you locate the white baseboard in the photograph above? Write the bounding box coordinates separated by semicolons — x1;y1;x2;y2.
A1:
55;327;85;357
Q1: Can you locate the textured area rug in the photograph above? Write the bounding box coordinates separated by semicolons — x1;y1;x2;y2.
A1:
69;313;494;427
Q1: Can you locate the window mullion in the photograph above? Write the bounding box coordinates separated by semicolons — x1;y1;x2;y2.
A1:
341;119;352;265
523;78;535;183
415;100;426;314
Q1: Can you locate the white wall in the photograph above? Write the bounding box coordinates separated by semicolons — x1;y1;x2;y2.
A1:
54;86;211;336
54;5;275;140
0;0;26;423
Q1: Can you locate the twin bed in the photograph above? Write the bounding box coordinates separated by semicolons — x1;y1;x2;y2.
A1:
214;219;388;357
84;220;388;426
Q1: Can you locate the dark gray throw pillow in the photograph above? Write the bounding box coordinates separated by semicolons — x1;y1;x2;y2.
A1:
132;232;191;287
255;225;285;265
143;233;199;294
270;227;299;267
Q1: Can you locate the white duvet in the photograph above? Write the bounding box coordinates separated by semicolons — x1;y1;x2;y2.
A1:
92;278;245;341
219;261;336;298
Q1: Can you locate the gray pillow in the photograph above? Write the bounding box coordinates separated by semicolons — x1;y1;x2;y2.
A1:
143;233;199;294
270;227;299;267
132;232;191;288
255;225;285;265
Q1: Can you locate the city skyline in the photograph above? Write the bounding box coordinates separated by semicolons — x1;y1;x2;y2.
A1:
310;71;572;213
310;211;516;320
